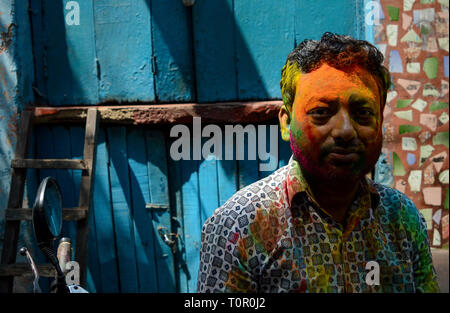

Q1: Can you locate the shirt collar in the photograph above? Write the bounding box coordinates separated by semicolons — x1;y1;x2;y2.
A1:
282;155;381;210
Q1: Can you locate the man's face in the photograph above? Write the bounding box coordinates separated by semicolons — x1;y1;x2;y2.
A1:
283;63;383;183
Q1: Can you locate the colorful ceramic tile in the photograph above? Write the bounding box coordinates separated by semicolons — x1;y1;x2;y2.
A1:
426;37;439;52
395;179;407;192
438;0;449;8
438;37;449;52
423;186;442;205
441;80;449;97
402;13;413;30
439;112;449;125
421;208;433;230
442;214;449;240
433;228;441;246
387;24;399;46
439;169;449;184
433;131;449;148
406;62;421;73
413;8;435;24
407;152;417;165
400;29;423;43
424;163;435;184
445;56;449;78
394;110;413;121
423;83;440;97
396;99;413;108
404;0;416;11
389;50;403;73
411;98;427;112
386;91;398;104
399;124;422;134
431;151;447;172
393;152;406;176
420;144;435;166
419;131;431;143
433;209;442;226
386;5;400;21
420;113;437;131
429;101;449;112
402;137;418;151
408;170;423;192
423;57;438;79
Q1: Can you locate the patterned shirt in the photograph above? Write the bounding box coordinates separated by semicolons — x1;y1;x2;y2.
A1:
197;156;439;293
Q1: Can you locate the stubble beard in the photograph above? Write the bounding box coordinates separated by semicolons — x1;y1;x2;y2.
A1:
289;133;382;186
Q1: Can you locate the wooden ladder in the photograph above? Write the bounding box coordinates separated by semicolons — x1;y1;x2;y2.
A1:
0;108;99;293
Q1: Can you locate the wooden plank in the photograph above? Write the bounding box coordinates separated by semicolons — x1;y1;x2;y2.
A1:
127;128;158;292
199;154;219;225
75;109;99;289
146;130;176;292
166;152;185;292
295;0;362;43
69;124;102;292
5;208;87;221
11;159;87;170
31;101;283;125
91;128;120;292
29;0;48;104
151;0;194;102
107;126;139;292
192;0;237;102
199;140;220;223
0;110;33;293
39;0;98;105
0;264;56;278
93;0;155;102
180;157;200;293
217;128;239;206
234;0;295;100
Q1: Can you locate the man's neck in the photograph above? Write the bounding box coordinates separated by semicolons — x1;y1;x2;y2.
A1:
301;169;361;225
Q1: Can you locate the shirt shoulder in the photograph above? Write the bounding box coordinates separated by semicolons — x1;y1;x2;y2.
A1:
371;181;426;231
203;164;289;234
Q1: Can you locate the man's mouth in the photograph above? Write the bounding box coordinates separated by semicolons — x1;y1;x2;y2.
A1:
326;148;361;164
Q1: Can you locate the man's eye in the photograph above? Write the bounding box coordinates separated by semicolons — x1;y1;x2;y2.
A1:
357;108;374;117
309;108;331;116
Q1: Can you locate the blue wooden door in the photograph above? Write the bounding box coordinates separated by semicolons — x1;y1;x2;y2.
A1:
26;0;365;292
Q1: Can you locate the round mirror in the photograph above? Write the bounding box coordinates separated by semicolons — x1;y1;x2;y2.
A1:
32;177;63;245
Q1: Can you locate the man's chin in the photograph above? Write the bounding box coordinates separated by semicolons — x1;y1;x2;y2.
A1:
294;152;366;184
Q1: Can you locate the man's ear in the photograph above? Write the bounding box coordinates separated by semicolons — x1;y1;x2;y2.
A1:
279;105;291;142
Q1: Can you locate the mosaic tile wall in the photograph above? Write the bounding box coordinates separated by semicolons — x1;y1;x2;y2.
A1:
374;0;449;248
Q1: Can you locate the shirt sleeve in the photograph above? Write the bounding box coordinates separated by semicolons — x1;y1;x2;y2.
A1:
197;207;257;293
403;198;440;293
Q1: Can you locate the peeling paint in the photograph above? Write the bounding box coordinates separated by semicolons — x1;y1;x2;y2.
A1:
0;23;14;54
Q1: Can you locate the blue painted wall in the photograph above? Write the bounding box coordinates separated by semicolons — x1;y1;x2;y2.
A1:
1;0;366;292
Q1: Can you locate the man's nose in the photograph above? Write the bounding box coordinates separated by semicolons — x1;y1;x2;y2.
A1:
331;109;357;142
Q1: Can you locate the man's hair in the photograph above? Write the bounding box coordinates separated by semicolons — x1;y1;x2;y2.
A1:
280;32;391;112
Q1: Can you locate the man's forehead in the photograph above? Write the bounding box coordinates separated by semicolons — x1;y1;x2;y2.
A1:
295;64;380;99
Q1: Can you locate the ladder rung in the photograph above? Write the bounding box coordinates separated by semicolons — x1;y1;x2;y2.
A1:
5;208;88;221
0;263;56;277
11;159;87;170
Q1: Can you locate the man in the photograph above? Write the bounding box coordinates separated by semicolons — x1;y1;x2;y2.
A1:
197;32;439;293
